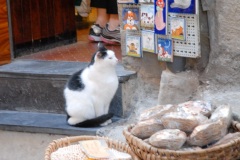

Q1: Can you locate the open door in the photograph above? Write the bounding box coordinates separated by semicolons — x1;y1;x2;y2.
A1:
9;0;77;58
0;0;11;65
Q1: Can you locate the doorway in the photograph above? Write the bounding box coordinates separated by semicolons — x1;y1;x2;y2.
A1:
9;1;121;63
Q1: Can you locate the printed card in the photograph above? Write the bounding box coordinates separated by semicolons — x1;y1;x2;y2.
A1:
122;5;140;31
141;30;155;53
118;0;137;3
126;33;142;57
170;17;186;41
139;0;154;3
140;4;155;30
156;36;173;62
154;0;168;35
168;0;196;14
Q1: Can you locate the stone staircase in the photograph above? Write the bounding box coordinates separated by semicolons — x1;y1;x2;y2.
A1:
0;59;136;136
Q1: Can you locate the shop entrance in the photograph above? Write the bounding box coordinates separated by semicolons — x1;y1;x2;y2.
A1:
9;0;77;58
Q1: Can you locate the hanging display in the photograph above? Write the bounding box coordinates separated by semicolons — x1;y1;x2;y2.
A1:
119;0;201;60
168;0;196;14
141;30;155;53
154;0;168;35
138;0;154;3
122;5;140;30
126;32;142;57
170;17;186;41
118;0;138;3
140;4;155;30
156;35;173;62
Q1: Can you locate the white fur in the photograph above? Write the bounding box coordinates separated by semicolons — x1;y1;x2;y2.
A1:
64;50;119;126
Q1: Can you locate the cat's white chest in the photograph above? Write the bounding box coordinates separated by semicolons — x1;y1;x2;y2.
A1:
83;69;119;96
93;73;118;92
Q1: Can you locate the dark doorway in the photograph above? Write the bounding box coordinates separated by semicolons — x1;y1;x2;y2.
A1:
10;0;77;58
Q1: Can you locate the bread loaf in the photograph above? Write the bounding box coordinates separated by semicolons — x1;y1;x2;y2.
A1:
139;104;176;121
187;120;227;147
131;119;164;139
210;105;232;128
210;132;240;147
177;100;212;117
161;112;199;133
149;129;187;150
193;113;209;125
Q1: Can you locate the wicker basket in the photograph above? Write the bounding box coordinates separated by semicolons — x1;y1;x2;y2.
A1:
123;121;240;160
45;135;140;160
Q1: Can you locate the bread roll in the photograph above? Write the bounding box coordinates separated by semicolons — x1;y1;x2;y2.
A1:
131;119;164;139
139;104;176;121
149;129;187;150
210;132;240;147
161;112;199;133
210;105;232;128
177;100;212;117
187;120;227;147
193;113;209;125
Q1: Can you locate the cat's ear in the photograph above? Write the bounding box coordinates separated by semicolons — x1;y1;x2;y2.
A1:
96;51;107;60
98;42;106;51
96;51;103;59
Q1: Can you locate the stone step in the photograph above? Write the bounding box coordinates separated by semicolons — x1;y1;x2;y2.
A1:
0;60;136;117
0;110;122;136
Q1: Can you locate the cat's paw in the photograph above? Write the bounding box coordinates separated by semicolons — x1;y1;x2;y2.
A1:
106;119;112;124
100;119;112;126
100;122;108;127
68;117;82;125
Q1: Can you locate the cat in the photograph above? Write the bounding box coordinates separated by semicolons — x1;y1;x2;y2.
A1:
64;43;119;127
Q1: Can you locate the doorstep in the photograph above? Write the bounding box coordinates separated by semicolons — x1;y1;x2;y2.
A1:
0;110;121;136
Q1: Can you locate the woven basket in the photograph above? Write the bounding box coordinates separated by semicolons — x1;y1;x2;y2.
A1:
45;135;140;160
123;121;240;160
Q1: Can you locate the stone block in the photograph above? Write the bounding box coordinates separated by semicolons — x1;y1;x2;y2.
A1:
158;70;199;105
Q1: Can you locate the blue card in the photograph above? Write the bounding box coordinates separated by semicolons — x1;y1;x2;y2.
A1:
168;0;196;14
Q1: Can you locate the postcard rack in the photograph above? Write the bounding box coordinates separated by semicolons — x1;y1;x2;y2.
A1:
118;0;201;61
168;13;200;58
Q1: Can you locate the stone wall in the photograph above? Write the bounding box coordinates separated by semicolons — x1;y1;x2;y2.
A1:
200;0;240;88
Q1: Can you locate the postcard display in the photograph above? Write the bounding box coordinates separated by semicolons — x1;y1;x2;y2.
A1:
118;0;201;62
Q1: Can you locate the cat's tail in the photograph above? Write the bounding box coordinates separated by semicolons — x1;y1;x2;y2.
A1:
68;113;114;128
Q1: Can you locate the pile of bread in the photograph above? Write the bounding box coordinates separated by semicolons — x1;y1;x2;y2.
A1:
131;100;240;151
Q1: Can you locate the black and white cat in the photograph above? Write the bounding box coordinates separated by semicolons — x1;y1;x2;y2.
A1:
64;43;119;127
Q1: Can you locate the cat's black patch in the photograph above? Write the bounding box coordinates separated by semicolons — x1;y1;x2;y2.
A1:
67;69;85;91
68;113;114;128
89;44;108;66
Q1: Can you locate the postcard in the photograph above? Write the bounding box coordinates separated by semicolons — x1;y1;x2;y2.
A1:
140;4;155;30
141;30;155;53
126;34;142;57
118;0;137;3
154;0;168;35
168;0;196;14
170;17;186;40
138;0;154;3
122;6;140;30
157;37;173;62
